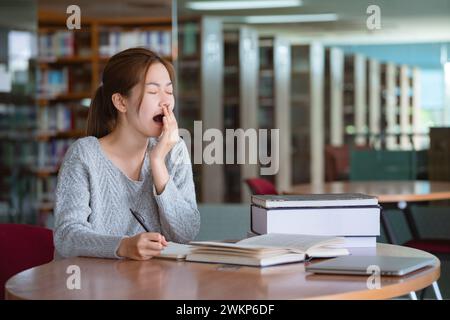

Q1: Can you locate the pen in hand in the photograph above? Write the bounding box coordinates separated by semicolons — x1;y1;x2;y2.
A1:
129;208;168;247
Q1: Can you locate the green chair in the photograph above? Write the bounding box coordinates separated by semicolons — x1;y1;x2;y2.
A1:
350;150;427;181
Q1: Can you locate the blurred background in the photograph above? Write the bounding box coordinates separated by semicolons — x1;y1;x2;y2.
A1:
0;0;450;298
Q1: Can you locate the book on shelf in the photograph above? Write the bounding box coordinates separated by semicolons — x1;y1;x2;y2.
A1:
157;234;349;267
36;176;57;204
251;193;379;208
37;139;75;169
37;68;69;97
39;31;75;59
38;104;74;132
180;22;198;56
99;30;171;58
37;65;92;99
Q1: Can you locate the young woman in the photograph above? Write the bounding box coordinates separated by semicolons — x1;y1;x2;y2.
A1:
53;48;200;260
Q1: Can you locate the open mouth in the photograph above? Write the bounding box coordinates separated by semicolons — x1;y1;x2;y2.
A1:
153;114;164;124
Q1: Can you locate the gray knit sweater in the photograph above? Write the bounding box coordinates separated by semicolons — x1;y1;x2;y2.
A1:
53;136;200;259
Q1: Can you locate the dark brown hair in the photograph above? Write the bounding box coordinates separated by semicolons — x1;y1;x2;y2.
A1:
86;47;175;138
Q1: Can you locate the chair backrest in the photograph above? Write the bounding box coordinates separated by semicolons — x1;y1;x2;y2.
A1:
0;224;54;300
325;145;350;181
245;178;278;195
350;150;420;181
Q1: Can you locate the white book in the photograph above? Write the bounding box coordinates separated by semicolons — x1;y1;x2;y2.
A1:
331;236;377;248
251;205;380;236
248;230;376;248
252;193;378;208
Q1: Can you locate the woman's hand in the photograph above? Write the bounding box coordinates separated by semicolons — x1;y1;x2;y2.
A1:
117;232;168;260
150;105;179;194
150;105;179;162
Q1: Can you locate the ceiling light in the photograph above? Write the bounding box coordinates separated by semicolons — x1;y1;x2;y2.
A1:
245;13;338;24
186;0;302;11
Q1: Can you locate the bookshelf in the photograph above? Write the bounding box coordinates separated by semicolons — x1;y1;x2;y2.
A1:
291;43;324;185
324;47;345;147
258;37;276;186
384;62;399;150
338;53;369;147
293;46;424;184
221;26;259;203
223;30;241;203
36;16;94;223
177;18;202;202
321;48;423;184
291;45;312;184
368;58;381;149
258;36;291;192
354;54;368;146
342;55;358;146
176;17;226;203
0;26;37;223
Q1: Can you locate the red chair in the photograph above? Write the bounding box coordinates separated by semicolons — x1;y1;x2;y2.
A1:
402;238;449;299
325;144;372;181
245;178;278;195
325;145;350;181
0;224;54;300
403;239;450;255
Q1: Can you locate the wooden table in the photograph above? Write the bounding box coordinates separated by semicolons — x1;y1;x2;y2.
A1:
5;244;440;300
286;181;450;244
286;181;450;203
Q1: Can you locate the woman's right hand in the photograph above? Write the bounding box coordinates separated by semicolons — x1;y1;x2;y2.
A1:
117;232;168;260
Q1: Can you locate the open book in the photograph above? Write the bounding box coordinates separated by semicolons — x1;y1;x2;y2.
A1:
158;234;349;267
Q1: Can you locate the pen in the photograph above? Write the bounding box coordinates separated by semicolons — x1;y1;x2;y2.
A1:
129;208;149;232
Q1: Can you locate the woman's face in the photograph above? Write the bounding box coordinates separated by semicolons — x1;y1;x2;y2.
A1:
126;62;174;137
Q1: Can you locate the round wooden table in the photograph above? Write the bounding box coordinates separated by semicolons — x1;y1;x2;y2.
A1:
5;244;440;300
285;181;450;203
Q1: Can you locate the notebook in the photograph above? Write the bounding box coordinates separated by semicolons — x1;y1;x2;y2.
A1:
158;234;349;267
251;194;378;209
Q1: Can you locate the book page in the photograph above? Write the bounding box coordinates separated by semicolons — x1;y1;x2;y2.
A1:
158;242;192;259
237;233;342;252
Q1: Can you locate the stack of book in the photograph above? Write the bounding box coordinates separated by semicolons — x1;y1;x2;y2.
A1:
250;194;381;247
